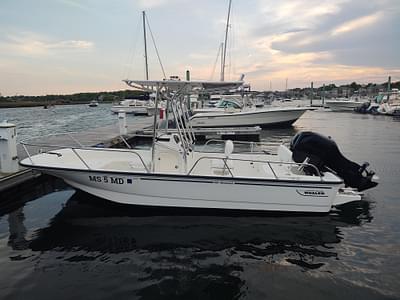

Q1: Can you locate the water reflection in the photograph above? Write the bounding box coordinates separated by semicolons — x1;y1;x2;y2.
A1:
7;207;28;251
27;191;373;253
0;182;375;299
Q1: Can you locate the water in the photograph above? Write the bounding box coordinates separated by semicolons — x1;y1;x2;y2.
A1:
0;103;135;142
0;109;400;299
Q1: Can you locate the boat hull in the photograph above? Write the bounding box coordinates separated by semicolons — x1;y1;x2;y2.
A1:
190;108;308;128
325;101;366;112
111;106;149;115
42;168;340;213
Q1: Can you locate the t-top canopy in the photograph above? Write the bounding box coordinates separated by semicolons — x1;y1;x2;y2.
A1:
123;79;244;92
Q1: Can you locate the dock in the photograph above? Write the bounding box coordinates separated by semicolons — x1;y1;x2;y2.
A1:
142;126;261;141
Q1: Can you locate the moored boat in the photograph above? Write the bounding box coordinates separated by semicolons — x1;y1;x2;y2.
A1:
191;97;309;128
190;106;309;128
20;80;378;213
88;100;99;107
325;97;368;112
377;89;400;116
111;99;154;115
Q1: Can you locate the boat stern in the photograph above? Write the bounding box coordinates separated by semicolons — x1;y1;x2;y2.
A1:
333;188;362;206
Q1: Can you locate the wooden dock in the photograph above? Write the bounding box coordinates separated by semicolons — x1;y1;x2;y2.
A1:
142;126;261;141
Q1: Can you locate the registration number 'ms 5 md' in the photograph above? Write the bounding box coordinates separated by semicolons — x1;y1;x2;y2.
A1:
89;175;125;184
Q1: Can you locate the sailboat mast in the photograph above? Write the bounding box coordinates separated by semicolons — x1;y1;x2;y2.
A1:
220;0;232;82
142;11;149;80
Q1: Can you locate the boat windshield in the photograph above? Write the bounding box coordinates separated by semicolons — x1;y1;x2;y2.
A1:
216;99;242;109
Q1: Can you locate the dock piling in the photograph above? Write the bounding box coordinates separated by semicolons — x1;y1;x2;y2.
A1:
0;121;19;173
118;112;127;135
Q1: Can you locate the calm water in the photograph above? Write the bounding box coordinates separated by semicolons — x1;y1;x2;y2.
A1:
0;109;400;299
0;103;132;142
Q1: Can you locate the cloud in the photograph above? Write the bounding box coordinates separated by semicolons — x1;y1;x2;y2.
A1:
137;0;186;9
331;12;383;35
57;0;89;10
0;0;398;95
0;32;94;56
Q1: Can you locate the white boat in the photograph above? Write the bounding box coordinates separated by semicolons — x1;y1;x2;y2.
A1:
20;80;378;213
111;99;154;115
325;97;368;112
192;96;243;114
377;89;400;116
191;97;309;128
88;100;99;107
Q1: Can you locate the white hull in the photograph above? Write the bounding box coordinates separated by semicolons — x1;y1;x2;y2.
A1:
43;169;340;213
377;103;400;116
325;100;366;112
111;106;149;115
190;107;308;128
19;140;360;213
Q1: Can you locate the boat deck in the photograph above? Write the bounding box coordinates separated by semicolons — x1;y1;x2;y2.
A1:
1;116;261;191
1;117;153;191
20;146;340;184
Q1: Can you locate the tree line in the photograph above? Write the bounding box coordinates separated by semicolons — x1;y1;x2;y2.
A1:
0;90;149;108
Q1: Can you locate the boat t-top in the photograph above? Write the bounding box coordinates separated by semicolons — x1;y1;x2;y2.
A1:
20;79;378;213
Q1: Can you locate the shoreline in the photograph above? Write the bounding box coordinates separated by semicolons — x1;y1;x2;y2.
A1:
0;101;112;109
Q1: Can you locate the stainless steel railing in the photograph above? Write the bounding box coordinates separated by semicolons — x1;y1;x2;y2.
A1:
20;137;150;173
187;156;322;179
200;139;282;153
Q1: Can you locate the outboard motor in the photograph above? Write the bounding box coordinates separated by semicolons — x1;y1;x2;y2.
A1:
290;131;378;192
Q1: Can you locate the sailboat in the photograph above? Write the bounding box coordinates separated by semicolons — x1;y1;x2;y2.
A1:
190;0;309;128
20;79;378;213
110;11;156;116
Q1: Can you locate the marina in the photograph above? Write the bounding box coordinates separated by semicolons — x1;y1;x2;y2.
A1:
1;0;399;298
16;80;377;213
1;108;400;298
0;63;398;300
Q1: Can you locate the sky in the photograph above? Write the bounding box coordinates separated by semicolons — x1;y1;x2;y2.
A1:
0;0;399;96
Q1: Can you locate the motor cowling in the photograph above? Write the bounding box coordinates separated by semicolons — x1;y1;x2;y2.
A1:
290;131;378;192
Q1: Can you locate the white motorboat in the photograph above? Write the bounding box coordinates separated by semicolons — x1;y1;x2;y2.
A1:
88;100;99;107
192;96;243;114
377;89;400;116
20;80;378;213
191;97;309;128
325;97;368;112
111;99;154;115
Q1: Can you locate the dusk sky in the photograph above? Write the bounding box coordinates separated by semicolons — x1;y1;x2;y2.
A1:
1;0;399;96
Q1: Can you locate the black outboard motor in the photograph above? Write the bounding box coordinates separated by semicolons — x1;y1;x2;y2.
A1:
290;132;378;192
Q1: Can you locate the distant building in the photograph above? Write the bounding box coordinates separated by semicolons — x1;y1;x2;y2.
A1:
331;88;339;98
339;87;353;98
